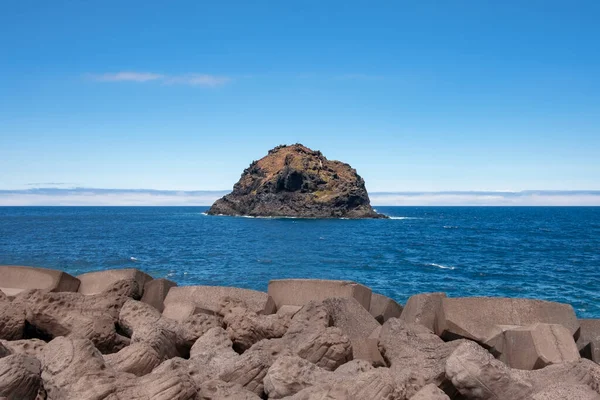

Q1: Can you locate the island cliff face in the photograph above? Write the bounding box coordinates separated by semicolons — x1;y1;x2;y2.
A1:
207;144;386;218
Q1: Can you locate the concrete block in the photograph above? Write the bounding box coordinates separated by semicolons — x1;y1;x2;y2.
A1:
268;279;372;310
0;265;80;296
369;292;403;323
141;278;177;312
163;285;269;315
77;268;153;296
400;292;446;333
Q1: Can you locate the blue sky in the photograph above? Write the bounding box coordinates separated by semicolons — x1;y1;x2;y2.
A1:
1;1;599;196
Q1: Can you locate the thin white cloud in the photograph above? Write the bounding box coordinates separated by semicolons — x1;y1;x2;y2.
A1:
165;74;231;87
90;72;164;82
87;72;232;87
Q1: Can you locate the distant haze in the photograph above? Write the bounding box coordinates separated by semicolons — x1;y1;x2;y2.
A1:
1;188;599;206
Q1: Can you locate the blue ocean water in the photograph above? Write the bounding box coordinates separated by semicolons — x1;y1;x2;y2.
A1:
0;206;599;317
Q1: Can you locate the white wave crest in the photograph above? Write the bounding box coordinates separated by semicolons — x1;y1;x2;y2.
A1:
389;216;421;220
428;263;455;270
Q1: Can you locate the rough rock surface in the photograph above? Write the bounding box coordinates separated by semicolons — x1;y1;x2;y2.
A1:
11;279;139;352
378;318;466;397
207;144;386;218
409;383;450;400
0;354;43;400
578;319;600;363
446;340;600;399
488;323;580;370
0;295;26;340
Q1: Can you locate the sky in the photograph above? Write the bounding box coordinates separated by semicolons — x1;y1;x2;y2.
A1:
1;1;599;204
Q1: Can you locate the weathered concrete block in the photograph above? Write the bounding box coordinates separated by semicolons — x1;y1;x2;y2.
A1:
141;278;177;312
369;292;403;323
164;285;269;315
436;297;580;343
352;338;386;367
77;268;153;296
400;292;446;333
577;319;600;363
0;265;80;296
488;323;580;370
322;297;380;340
268;279;372;310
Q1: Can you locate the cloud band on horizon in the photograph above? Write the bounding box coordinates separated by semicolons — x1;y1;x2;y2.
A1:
1;188;600;206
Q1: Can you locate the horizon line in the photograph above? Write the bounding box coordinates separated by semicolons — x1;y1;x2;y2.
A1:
1;187;600;206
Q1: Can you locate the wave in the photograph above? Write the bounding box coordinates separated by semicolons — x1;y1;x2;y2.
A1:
389;216;422;220
427;262;456;270
443;225;459;229
129;257;138;262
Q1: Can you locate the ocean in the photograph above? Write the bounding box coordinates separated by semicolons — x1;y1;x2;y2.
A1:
1;206;599;317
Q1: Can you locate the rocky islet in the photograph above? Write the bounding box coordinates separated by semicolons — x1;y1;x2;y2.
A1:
207;144;387;219
0;265;600;399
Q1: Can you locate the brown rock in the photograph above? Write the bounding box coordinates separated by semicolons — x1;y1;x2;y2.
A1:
370;292;403;324
0;339;46;359
164;285;269;315
276;305;302;318
409;383;450;400
0;297;26;340
268;279;372;310
41;336;197;400
322;297;380;340
223;307;289;352
399;292;446;333
578;319;600;363
206;144;386;219
264;356;375;399
76;268;153;296
198;379;262;399
488;323;580;370
436;296;580;343
378;318;466;397
352;338;386;367
0;266;80;297
286;368;401;400
141;278;177;312
0;354;42;400
445;340;600;400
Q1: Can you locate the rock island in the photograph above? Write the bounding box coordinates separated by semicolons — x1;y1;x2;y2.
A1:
207;144;387;218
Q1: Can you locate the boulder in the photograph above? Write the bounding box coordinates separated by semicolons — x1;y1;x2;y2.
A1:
322;297;380;340
435;296;580;343
378;318;466;397
369;292;403;323
13;280;139;352
0;354;42;400
409;383;450;400
268;279;372;310
164;285;269;315
198;379;262;399
264;356;374;399
578;319;600;363
0;342;9;358
141;278;177;312
0;296;26;340
76;268;153;295
400;292;446;333
488;323;580;370
41;336;197;400
223;306;289;352
276;305;303;318
352;338;386;367
0;339;45;359
0;265;80;297
445;340;600;400
285;368;401;400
